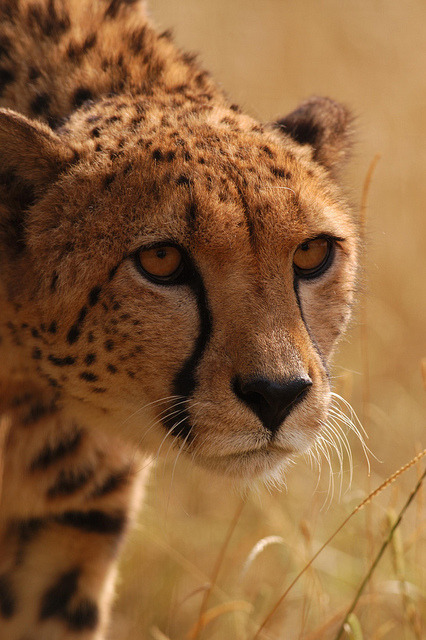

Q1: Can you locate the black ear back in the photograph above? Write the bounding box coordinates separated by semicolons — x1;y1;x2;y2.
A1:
274;96;353;174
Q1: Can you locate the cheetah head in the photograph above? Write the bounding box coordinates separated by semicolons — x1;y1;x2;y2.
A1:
0;95;357;481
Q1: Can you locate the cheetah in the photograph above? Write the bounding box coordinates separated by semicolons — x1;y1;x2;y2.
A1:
0;0;358;637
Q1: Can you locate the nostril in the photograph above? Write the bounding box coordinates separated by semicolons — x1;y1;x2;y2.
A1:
233;375;312;434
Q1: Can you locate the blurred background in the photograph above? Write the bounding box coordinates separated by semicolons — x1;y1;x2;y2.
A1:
112;1;425;638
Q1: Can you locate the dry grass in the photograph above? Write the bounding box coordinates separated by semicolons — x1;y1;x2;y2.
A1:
111;1;426;638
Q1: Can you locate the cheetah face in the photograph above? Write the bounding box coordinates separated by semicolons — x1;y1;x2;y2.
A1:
0;97;357;481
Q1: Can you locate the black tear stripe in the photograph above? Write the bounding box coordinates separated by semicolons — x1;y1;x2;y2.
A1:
30;429;83;471
54;509;126;535
169;268;212;441
293;278;328;375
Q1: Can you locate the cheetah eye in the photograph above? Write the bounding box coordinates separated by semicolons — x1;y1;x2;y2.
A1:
293;237;334;279
136;244;186;284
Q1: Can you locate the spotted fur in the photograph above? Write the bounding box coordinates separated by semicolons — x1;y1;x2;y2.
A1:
0;0;358;637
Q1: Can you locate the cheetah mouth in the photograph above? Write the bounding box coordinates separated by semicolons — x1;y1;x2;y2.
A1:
193;444;295;478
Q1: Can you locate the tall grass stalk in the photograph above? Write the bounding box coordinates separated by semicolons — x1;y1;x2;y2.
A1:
359;154;381;616
251;449;426;640
332;464;426;640
190;496;246;640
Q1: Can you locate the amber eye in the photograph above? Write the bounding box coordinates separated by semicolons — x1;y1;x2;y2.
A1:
136;244;185;283
293;237;333;279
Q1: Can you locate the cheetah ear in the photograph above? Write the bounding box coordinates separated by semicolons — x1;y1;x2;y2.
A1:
274;96;353;174
0;108;77;197
0;109;77;259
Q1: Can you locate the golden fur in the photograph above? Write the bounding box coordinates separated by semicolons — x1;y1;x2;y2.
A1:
0;0;358;637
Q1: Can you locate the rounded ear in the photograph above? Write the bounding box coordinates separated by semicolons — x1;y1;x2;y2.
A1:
273;96;353;175
0;108;77;194
0;109;78;259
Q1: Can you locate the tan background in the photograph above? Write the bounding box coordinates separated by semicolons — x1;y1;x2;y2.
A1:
114;2;426;638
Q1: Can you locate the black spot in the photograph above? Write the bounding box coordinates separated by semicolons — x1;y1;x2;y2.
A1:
40;569;79;620
50;272;59;292
73;87;93;109
0;66;14;96
104;340;114;351
48;466;94;498
84;353;96;365
23;401;55;426
106;364;117;374
79;372;98;382
0;575;15;618
152;148;163;161
91;126;101;138
67;306;88;345
91;468;129;498
67;325;80;344
159;28;173;40
126;370;135;379
87;331;95;343
13;518;45;565
48;321;57;334
92;387;107;393
176;174;192;187
48;354;76;367
261;145;275;159
32;347;42;360
27;1;70;40
30;429;82;471
108;265;119;281
17;518;45;545
54;510;126;535
104;0;139;19
187;201;197;224
31;327;40;339
28;66;40;80
66;598;99;631
30;92;51;115
270;166;290;179
0;36;11;60
67;33;97;60
103;173;115;190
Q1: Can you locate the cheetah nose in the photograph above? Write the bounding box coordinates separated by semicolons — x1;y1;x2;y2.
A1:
233;375;312;435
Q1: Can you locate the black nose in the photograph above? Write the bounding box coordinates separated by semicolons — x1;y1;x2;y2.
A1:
233;375;312;434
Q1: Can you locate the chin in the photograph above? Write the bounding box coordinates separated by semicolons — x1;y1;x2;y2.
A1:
191;446;295;484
